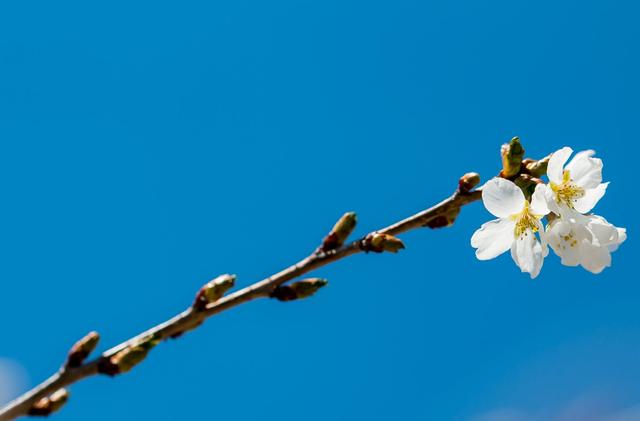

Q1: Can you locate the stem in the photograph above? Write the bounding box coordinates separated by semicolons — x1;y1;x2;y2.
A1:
0;187;481;421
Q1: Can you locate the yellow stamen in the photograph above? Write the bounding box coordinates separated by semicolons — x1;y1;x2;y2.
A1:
512;202;541;237
550;170;584;208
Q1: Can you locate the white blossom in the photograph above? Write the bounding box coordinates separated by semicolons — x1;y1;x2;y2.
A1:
543;146;608;216
546;213;627;274
471;177;550;279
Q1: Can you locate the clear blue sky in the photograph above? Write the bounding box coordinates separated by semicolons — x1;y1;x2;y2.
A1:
0;1;637;420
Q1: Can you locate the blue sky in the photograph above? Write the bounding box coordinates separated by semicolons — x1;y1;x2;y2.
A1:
0;1;637;420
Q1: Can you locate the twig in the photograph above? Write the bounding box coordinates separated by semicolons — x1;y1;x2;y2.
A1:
0;177;481;421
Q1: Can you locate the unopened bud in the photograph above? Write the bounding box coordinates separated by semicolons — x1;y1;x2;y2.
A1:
458;172;480;193
98;335;160;376
363;232;405;253
501;136;525;178
319;212;357;252
28;389;69;416
271;278;328;301
66;331;100;368
193;274;236;310
523;155;550;178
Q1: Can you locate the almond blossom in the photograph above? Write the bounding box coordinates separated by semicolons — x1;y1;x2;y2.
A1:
546;213;627;274
543;147;608;217
471;178;550;279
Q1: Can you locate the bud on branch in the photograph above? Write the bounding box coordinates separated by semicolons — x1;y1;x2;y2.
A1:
97;335;160;376
193;274;236;311
27;389;68;417
500;136;524;178
458;172;480;194
270;278;328;301
362;232;405;253
319;212;357;252
66;331;100;369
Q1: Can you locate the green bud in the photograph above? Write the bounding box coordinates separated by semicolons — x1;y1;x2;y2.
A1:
271;278;328;301
193;274;236;310
501;136;525;178
28;389;69;416
67;331;100;368
102;335;160;375
320;212;357;251
364;232;405;253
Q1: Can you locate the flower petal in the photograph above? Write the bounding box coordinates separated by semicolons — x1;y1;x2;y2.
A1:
609;228;627;252
471;218;515;260
530;183;550;216
547;146;573;184
546;220;581;267
580;243;612;274
565;150;603;189
573;182;608;214
510;229;544;279
481;178;525;218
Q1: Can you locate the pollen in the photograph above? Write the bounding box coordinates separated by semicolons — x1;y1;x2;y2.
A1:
512;202;540;237
551;170;585;208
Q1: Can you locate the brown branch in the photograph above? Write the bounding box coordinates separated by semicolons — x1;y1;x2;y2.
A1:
0;177;482;421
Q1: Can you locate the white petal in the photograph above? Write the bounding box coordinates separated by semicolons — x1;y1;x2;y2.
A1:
580;243;612;274
530;184;550;216
609;228;627;252
547;220;581;266
573;182;608;213
536;219;549;257
542;184;562;216
565;150;603;189
481;178;525;218
587;215;619;246
510;229;544;279
471;218;516;260
547;147;573;184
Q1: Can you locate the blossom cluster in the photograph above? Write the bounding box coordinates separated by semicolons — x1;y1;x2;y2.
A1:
471;146;626;278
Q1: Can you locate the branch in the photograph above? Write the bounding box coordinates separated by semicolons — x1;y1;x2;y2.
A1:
0;174;482;421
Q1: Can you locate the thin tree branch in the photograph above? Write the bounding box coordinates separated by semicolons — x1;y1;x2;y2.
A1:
0;179;481;421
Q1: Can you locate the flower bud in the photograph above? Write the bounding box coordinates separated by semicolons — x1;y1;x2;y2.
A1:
458;172;481;194
271;278;328;301
500;136;525;178
98;335;160;376
28;389;69;416
193;274;236;310
66;331;100;368
523;155;550;178
319;212;357;252
362;232;405;253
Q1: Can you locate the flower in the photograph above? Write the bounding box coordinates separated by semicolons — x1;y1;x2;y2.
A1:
546;213;627;274
471;177;550;278
544;146;608;216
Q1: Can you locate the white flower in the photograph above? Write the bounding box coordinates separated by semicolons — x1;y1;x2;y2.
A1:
546;213;626;274
471;177;550;279
544;146;608;216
